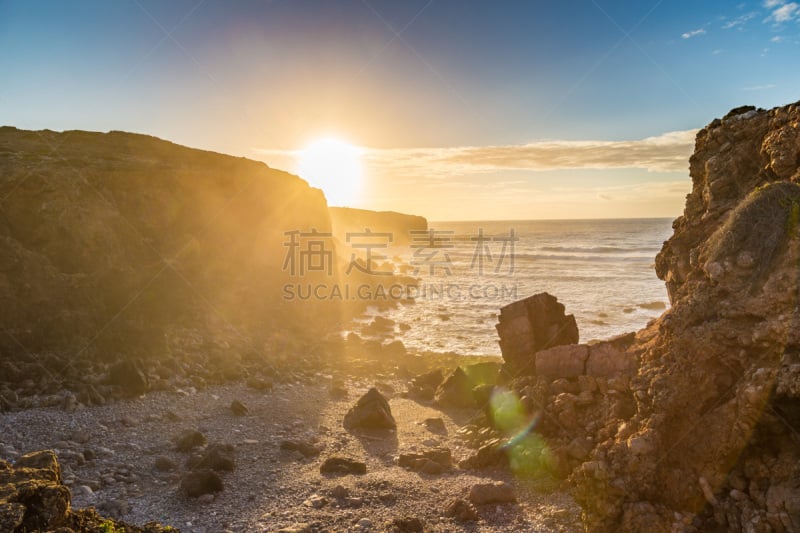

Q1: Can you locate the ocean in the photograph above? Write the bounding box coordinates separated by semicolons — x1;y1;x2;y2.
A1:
350;218;675;357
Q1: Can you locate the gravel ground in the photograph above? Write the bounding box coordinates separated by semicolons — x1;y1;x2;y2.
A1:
0;376;582;532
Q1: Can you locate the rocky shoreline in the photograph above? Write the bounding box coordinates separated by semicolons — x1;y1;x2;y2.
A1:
3;100;800;532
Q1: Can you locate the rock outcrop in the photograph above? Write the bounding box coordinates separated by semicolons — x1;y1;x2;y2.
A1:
496;293;579;371
0;449;173;532
0;127;337;401
329;207;428;246
494;101;800;532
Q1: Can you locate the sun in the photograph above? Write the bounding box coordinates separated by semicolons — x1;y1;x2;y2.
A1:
297;138;363;207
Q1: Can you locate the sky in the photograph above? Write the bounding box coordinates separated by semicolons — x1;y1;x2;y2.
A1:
2;0;799;220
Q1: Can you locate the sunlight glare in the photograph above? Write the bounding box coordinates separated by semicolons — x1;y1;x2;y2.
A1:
297;138;363;207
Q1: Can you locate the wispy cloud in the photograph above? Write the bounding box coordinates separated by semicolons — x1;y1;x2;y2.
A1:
361;130;696;180
742;83;776;90
722;12;757;29
257;130;698;184
681;28;706;39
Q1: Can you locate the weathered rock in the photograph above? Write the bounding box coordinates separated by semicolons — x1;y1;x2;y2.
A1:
191;443;235;471
535;344;589;379
108;359;149;396
319;457;367;475
434;367;476;408
585;333;637;378
180;469;223;497
468;481;516;505
230;399;248;416
280;439;321;458
423;417;447;434
174;429;206;452
407;369;444;400
564;101;800;532
389;516;424;532
0;450;174;532
398;448;452;474
496;292;579;370
343;387;396;430
154;456;177;472
444;498;479;521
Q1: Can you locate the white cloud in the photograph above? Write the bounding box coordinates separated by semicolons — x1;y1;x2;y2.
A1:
342;130;698;177
743;83;776;90
681;28;707;39
722;12;757;29
771;35;784;42
765;1;800;22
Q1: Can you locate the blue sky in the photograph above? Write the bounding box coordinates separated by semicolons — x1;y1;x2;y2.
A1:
2;0;799;219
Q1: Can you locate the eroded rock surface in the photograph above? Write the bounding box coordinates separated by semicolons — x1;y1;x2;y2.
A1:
494;101;800;532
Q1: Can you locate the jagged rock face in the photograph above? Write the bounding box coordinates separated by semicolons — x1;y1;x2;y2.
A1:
573;102;800;532
0;127;332;393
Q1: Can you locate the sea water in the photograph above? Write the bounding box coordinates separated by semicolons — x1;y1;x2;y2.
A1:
354;218;675;356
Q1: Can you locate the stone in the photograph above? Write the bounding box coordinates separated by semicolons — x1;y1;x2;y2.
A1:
398;448;452;474
535;344;589;379
343;388;396;430
174;429;206;452
434;367;476;408
108;359;149;396
585;337;638;379
331;485;350;499
496;292;579;370
389;516;424;532
468;481;516;505
423;417;447;434
407;369;444;400
280;439;321;458
230;399;248;416
303;494;327;509
180;469;223;497
154;456;177;472
190;442;235;471
444;498;479;521
319;457;367;475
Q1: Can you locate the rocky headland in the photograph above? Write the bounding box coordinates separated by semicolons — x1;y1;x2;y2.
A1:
2;99;800;532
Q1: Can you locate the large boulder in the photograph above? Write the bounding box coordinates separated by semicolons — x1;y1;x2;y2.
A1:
496;292;579;370
343;388;396;430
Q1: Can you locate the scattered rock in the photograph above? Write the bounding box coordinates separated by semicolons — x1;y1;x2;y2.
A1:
230;399;248;416
423;417;447;434
319;457;367;476
468;481;516;505
180;469;224;497
389;516;424;532
343;387;396;430
434;367;476;408
444;498;479;521
331;485;350;499
280;439;321;458
191;443;235;471
407;369;444;400
303;494;328;509
174;429;207;452
108;359;149;396
154;456;177;472
398;448;452;475
246;377;273;392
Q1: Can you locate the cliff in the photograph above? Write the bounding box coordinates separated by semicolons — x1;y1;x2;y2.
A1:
494;101;800;532
0;127;335;401
329;206;427;246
